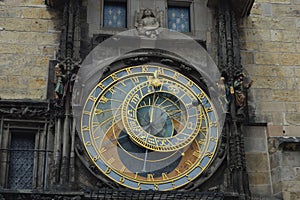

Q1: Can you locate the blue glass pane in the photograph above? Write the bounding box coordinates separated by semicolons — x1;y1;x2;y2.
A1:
168;6;190;32
103;2;126;28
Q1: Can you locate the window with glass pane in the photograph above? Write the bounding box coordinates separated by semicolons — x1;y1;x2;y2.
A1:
168;6;190;32
8;132;35;189
103;1;127;28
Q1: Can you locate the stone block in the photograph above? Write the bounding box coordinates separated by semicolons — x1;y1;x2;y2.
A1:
244;29;271;41
282;181;300;192
259;42;280;52
273;90;300;102
286;78;297;90
281;166;297;181
283;125;300;136
21;8;40;19
249;185;272;197
0;44;25;54
240;41;259;51
252;76;286;89
272;181;283;196
248;172;271;185
31;19;48;32
28;77;46;90
271;112;284;125
35;33;59;45
282;151;300;166
271;167;282;183
246;153;270;172
262;3;273;16
3;18;32;31
7;76;28;90
283;31;300;42
280;53;300;65
267;125;284;136
253;88;274;101
270;152;282;169
255;52;279;65
47;19;61;31
285;113;300;125
245;137;267;152
27;88;46;99
295;68;300;77
271;30;283;41
286;103;298;113
260;102;286;112
40;9;61;19
270;0;291;4
34;56;49;66
240;51;254;65
0;76;7;90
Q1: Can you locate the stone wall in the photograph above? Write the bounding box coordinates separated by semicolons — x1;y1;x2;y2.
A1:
0;0;61;99
239;0;300;136
240;0;300;199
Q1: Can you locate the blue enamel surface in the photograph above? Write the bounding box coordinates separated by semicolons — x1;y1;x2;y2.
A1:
168;6;190;32
208;141;216;152
211;126;218;137
200;156;210;168
103;2;126;28
93;87;102;97
83;131;90;142
85;100;94;112
102;77;113;87
82;115;89;127
189;167;201;179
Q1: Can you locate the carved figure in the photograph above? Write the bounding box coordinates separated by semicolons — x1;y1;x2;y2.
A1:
135;8;163;39
234;72;253;116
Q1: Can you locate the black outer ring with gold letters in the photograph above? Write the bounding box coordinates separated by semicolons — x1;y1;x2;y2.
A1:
80;63;220;191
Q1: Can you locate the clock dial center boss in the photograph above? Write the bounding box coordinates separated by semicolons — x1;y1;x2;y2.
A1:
80;64;219;190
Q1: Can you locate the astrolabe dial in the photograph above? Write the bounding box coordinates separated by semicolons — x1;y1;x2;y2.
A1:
81;65;219;191
122;78;203;152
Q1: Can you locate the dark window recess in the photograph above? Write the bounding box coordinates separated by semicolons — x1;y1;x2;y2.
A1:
8;132;35;189
168;6;190;32
103;1;127;28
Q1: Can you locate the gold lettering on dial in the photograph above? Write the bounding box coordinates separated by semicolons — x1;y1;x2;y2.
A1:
162;173;169;180
105;167;111;174
147;174;154;181
107;157;115;165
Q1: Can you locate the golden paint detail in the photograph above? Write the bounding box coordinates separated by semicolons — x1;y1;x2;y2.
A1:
81;65;220;191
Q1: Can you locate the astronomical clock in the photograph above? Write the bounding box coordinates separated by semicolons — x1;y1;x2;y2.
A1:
76;47;225;191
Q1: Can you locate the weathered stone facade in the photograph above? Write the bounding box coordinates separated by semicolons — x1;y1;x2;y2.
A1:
240;0;300;199
0;0;61;99
0;0;299;199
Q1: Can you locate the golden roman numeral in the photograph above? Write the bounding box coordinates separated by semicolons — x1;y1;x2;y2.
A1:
142;66;148;72
193;149;201;157
100;96;109;103
107;157;115;165
100;147;107;154
147;174;154;181
162;173;169;180
105;167;111;174
120;166;126;173
82;126;89;131
185;160;193;166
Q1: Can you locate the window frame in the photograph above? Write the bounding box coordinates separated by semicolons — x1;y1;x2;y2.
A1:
166;0;194;34
100;0;129;30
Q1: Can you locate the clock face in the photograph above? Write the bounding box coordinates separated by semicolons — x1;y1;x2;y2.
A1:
81;65;219;191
